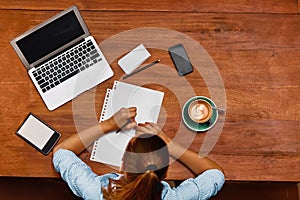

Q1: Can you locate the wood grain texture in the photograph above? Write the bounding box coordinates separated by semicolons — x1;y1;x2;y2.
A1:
0;1;300;181
0;0;297;13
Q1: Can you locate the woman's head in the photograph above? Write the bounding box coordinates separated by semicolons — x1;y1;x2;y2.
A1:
122;133;169;181
103;134;169;200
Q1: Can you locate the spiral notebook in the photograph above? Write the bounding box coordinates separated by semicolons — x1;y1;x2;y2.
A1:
90;81;164;166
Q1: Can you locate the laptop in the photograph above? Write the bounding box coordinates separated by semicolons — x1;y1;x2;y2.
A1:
10;6;114;111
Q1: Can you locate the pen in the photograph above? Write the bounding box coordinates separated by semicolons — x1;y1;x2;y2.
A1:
116;118;132;133
122;59;161;80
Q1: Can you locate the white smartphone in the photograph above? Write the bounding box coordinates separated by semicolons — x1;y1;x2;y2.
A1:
16;113;61;155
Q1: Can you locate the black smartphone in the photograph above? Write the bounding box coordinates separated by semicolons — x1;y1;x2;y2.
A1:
168;44;193;76
16;113;61;155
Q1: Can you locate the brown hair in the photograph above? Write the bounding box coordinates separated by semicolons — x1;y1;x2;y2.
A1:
102;134;169;200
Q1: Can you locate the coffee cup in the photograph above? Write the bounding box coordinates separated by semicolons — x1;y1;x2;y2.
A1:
188;99;212;123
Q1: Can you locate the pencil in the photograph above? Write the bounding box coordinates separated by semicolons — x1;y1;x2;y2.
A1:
116;118;132;133
122;59;161;80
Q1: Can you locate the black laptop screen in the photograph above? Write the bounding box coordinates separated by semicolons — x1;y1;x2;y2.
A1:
16;11;85;64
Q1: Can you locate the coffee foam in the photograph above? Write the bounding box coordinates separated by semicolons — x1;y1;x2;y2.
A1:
191;103;209;120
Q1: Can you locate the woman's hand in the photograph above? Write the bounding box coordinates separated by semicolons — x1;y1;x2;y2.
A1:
53;107;137;155
106;107;137;131
135;122;171;144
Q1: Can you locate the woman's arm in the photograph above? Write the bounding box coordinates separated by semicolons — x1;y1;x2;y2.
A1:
135;122;224;175
53;107;137;155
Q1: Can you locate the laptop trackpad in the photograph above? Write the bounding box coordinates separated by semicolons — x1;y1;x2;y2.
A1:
73;71;93;96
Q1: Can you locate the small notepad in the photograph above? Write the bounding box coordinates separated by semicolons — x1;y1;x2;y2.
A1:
118;44;151;74
90;81;164;166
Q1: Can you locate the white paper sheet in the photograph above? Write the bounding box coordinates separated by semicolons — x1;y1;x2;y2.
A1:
90;81;164;166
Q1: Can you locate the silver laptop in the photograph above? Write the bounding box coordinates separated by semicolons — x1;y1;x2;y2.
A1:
10;6;114;111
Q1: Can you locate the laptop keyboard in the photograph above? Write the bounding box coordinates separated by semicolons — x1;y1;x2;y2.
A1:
32;39;102;93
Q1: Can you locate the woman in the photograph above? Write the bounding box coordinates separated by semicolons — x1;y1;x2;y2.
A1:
53;107;224;200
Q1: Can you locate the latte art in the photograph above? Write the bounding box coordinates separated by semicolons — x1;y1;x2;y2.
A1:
188;99;212;123
191;104;209;120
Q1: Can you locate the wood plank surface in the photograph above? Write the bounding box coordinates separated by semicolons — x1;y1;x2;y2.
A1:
0;1;300;181
0;0;297;13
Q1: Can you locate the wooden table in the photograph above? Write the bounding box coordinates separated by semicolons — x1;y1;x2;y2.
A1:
1;0;299;181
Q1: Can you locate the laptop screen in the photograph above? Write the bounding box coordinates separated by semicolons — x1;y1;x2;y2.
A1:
16;10;85;65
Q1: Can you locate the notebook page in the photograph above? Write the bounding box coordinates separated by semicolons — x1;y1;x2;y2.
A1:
112;81;163;124
90;81;164;166
91;89;133;166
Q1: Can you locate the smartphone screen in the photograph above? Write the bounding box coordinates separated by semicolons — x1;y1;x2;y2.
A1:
16;113;61;155
168;44;193;76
